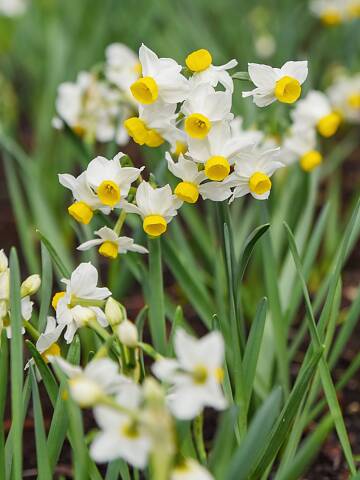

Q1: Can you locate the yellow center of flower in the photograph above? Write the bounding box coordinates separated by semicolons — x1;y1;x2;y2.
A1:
214;367;224;383
185;49;212;72
130;76;158;104
143;215;167;237
320;9;342;25
72;124;86;137
123;117;164;147
145;129;165;148
249;172;272;195
174;141;188;157
193;364;208;384
347;4;360;17
185;113;212;139
274;76;301;104
347;93;360;109
97;181;120;207
41;343;61;363
121;421;140;439
317;112;341;137
205;156;230;181
98;241;118;259
68;201;93;225
300;150;323;172
3;316;10;327
52;291;66;310
174;181;199;203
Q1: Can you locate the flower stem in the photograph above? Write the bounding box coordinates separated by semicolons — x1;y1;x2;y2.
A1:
193;414;207;464
114;210;127;235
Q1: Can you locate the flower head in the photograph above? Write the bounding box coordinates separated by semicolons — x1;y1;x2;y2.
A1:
105;43;140;94
283;126;322;172
327;74;360;124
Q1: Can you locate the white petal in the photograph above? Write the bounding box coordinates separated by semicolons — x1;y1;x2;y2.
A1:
248;63;277;88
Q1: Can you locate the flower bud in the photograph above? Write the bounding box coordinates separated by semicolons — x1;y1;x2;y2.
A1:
117;319;138;347
142;377;165;404
0;250;8;273
20;274;41;297
72;306;96;327
105;297;125;326
68;376;102;407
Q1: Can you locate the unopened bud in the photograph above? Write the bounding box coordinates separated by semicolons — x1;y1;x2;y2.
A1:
0;250;8;273
21;274;41;297
105;297;125;326
142;377;165;404
117;319;138;347
72;306;96;327
68;376;102;407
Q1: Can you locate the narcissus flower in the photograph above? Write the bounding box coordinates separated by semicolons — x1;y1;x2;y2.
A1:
310;0;345;24
327;74;360;124
186;48;237;93
291;90;342;137
171;458;214;480
121;182;181;237
242;61;308;107
152;329;227;419
77;226;148;260
283;127;323;172
181;85;233;139
55;263;111;343
130;44;189;105
0;0;26;16
166;152;232;203
187;122;255;181
225;147;284;201
90;382;151;468
105;43;141;94
86;153;144;208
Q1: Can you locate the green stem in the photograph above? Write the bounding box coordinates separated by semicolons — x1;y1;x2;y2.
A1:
23;320;40;341
114;210;127;235
137;342;162;361
148;237;166;354
193;414;207;464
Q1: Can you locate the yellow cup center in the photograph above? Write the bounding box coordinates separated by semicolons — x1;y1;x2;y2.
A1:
68;201;93;225
41;343;61;363
97;180;121;207
52;291;66;310
124;117;148;145
185;48;212;72
174;141;188;157
205;156;230;181
143;215;167;237
347;93;360;109
72;124;86;137
317;112;341;137
145;129;164;148
274;76;301;104
249;172;272;195
130;76;158;105
300;150;323;172
320;9;342;25
184;113;212;139
98;241;118;259
174;181;199;203
121;421;140;439
214;367;224;383
193;364;208;384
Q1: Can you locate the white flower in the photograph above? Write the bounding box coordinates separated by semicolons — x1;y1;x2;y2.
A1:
242;61;308;107
0;249;8;272
77;226;148;260
185;48;237;93
327;74;360;124
55;263;111;344
166;152;232;203
85;152;143;209
51;356;130;407
90;382;151;468
283;126;323;172
309;0;345;24
171;458;214;480
0;0;26;16
105;43;140;94
152;329;227;420
230;116;265;145
122;182;182;237
130;44;189;105
59;171;110;224
291;90;342;137
186;122;255;181
181;85;233;139
124;101;180;148
36;316;64;357
225;146;284;201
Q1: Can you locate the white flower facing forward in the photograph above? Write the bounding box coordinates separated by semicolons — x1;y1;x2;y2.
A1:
77;226;148;260
86;153;144;209
186;48;237;93
36;317;64;361
291;90;342;138
90;382;151;469
121;182;182;237
51;356;131;407
327;74;360;124
105;43;141;94
242;61;308;107
166;153;232;203
171;458;214;480
187;122;255;181
283;127;323;172
181;85;233;139
226;146;284;201
59;172;110;225
152;329;227;420
130;44;189;106
124;101;179;148
54;263;111;343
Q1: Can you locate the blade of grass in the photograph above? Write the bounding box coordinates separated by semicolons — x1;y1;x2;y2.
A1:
37;229;70;278
26;340;58;406
38;242;53;331
0;332;9;480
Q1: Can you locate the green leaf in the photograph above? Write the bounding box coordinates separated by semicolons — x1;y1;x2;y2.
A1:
232;71;251;81
30;366;52;479
38;242;53;331
105;459;130;480
26;340;58;406
0;332;9;479
37;229;71;278
236;223;270;284
209;406;238;479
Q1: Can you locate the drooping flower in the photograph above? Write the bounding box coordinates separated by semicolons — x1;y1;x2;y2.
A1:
121;182;181;237
77;226;148;260
181;85;233;139
242;61;308;107
130;44;189;105
152;329;227;420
